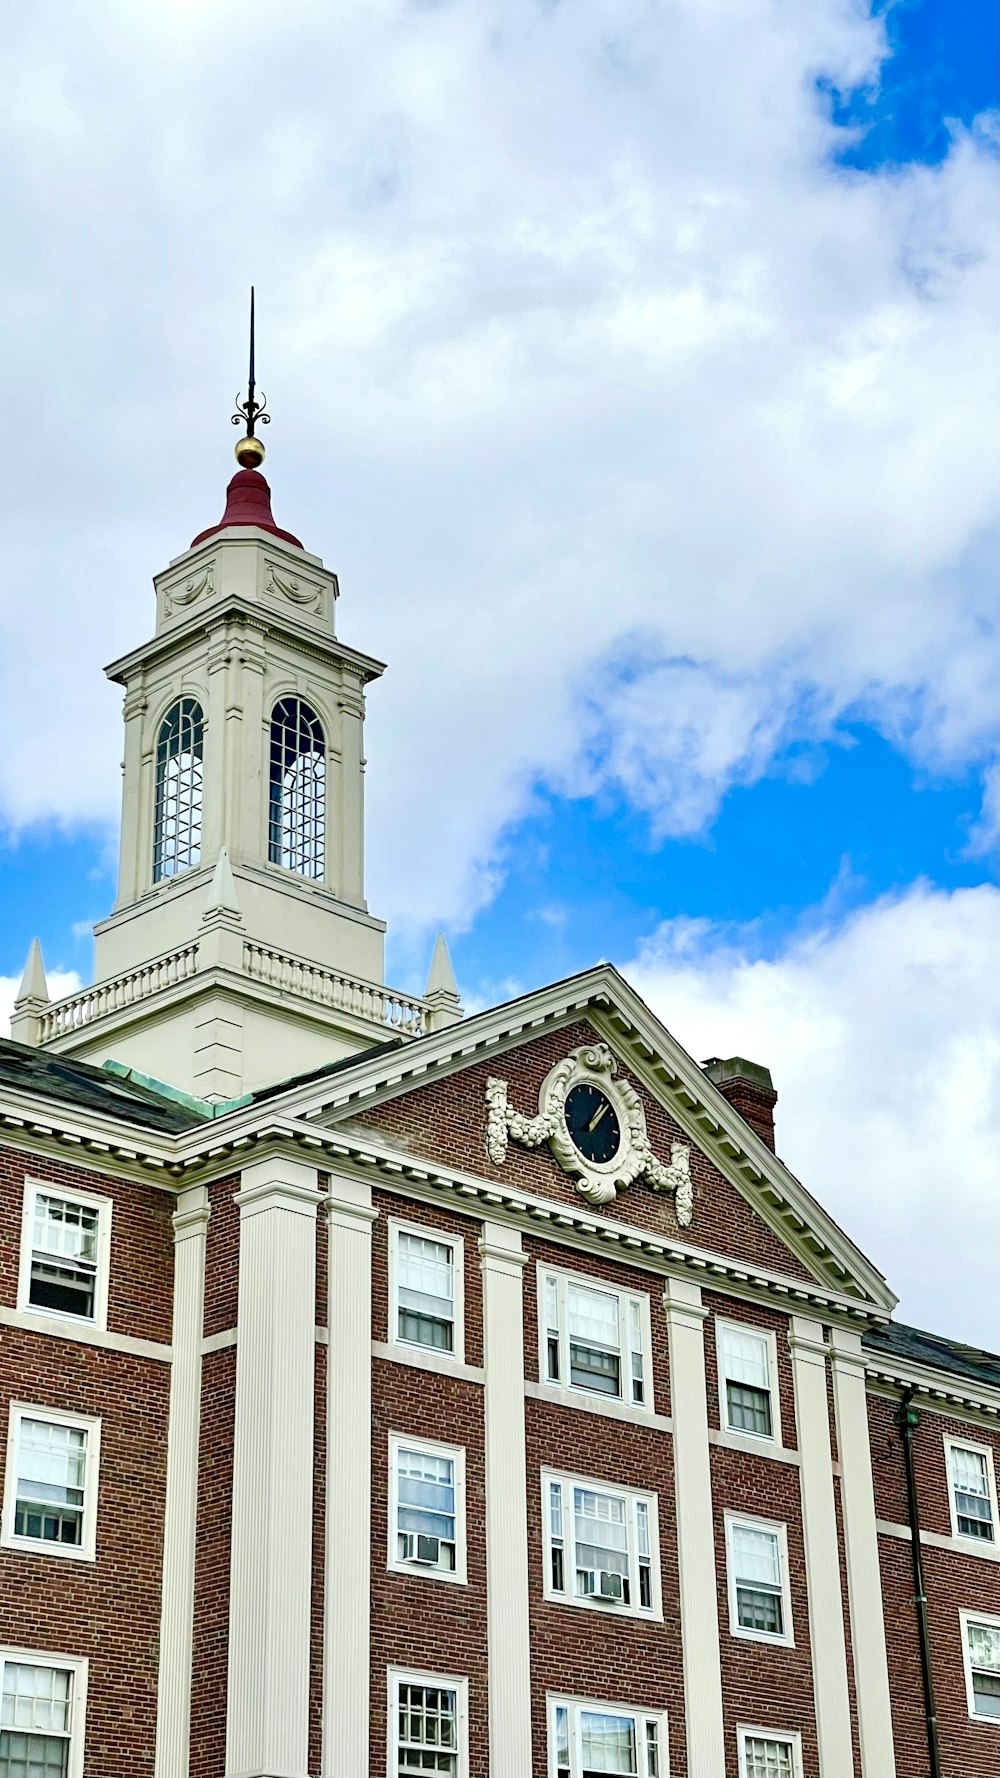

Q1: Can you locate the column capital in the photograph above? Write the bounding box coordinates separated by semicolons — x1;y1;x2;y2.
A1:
326;1176;379;1234
789;1314;829;1364
479;1223;529;1273
662;1274;708;1323
828;1325;867;1374
235;1156;322;1219
172;1188;211;1242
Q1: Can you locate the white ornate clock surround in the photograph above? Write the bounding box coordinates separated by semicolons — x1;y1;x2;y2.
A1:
485;1041;693;1224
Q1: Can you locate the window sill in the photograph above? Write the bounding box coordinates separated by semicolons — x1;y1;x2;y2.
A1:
710;1428;801;1466
541;1588;662;1625
729;1623;795;1650
0;1535;96;1564
525;1379;671;1432
877;1519;1000;1565
0;1306;170;1363
387;1559;468;1587
372;1341;485;1386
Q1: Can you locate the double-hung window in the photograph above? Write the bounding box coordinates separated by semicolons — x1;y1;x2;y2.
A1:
737;1728;803;1778
945;1438;997;1545
548;1695;666;1778
389;1669;468;1776
18;1183;111;1330
389;1434;466;1583
543;1470;660;1618
1;1406;100;1561
0;1651;87;1778
725;1515;792;1644
961;1613;1000;1721
391;1224;464;1363
541;1269;651;1410
717;1320;780;1443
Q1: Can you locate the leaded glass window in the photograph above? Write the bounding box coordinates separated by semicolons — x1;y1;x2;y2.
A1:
153;698;204;881
268;697;325;878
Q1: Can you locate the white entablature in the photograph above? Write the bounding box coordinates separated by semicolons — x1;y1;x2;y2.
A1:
14;461;461;1097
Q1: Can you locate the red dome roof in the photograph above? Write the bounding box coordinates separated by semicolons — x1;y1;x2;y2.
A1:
191;469;302;549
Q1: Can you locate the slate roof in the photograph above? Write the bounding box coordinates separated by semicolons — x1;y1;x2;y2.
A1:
0;1037;208;1134
863;1319;1000;1391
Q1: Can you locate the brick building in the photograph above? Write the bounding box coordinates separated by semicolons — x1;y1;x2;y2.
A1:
1;436;997;1778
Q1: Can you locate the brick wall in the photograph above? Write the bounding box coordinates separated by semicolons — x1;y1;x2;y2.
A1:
0;1144;173;1776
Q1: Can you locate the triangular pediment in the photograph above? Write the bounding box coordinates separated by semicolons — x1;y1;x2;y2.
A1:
282;966;894;1312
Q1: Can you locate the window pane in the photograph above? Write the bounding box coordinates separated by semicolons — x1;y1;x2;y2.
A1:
737;1585;783;1635
579;1710;637;1775
951;1448;994;1539
0;1732;70;1778
732;1524;781;1588
726;1381;772;1437
570;1342;622;1397
397;1234;454;1351
0;1666;72;1775
397;1448;456;1548
33;1197;98;1266
268;697;326;879
574;1488;629;1596
15;1419;86;1547
153;697;204;881
720;1325;769;1389
397;1683;458;1775
742;1736;794;1778
968;1622;1000;1672
568;1285;619;1346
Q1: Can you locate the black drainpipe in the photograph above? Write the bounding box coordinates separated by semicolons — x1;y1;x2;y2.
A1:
897;1387;942;1778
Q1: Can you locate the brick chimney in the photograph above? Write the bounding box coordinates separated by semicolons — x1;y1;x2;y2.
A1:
703;1056;777;1151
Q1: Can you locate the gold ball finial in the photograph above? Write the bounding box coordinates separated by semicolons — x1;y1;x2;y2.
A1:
235;434;266;469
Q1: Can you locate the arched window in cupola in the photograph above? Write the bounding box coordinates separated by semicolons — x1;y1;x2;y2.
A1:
269;698;326;879
152;698;205;882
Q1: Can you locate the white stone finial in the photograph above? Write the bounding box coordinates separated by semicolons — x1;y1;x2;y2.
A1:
10;939;50;1047
15;938;49;1009
424;932;462;1031
203;849;241;918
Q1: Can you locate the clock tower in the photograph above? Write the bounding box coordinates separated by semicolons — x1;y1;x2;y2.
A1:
13;346;460;1095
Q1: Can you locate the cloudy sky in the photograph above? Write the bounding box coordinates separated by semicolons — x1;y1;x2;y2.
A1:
0;0;996;1346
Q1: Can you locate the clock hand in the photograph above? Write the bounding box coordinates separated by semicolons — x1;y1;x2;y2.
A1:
587;1102;611;1133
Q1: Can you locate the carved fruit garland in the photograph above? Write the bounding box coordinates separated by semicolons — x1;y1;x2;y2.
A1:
485;1043;693;1225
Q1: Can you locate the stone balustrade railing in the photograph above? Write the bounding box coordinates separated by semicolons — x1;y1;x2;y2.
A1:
35;938;428;1044
242;941;428;1036
36;944;201;1043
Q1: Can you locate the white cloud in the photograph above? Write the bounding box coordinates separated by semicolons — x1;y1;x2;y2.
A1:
0;1;994;936
624;881;1000;1351
1;972;83;1041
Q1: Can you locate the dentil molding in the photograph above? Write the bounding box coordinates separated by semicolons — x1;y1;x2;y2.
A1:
485;1041;693;1223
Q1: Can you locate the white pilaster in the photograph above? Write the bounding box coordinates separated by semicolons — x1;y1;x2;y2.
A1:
154;1186;210;1778
226;1157;321;1778
789;1316;856;1778
322;1175;378;1778
829;1327;896;1778
479;1223;532;1777
662;1276;725;1778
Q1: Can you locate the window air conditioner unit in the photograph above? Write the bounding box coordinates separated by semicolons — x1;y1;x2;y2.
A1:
412;1534;440;1564
599;1569;624;1600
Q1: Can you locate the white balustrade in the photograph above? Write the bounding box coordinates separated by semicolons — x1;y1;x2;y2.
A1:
37;944;201;1042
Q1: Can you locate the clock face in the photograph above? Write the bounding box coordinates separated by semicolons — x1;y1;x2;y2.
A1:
563;1081;623;1166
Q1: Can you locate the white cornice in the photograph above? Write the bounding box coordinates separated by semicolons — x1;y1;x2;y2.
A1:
864;1357;1000;1423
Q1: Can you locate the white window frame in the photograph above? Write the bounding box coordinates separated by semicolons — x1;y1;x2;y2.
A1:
541;1467;662;1621
546;1692;669;1778
17;1180;112;1333
0;1646;89;1778
1;1403;101;1563
959;1609;1000;1724
389;1220;465;1367
388;1432;467;1585
387;1664;469;1778
716;1317;782;1446
944;1436;998;1547
724;1512;794;1647
737;1725;804;1778
537;1264;653;1414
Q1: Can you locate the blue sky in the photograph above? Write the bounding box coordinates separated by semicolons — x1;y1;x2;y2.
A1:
0;0;996;1344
